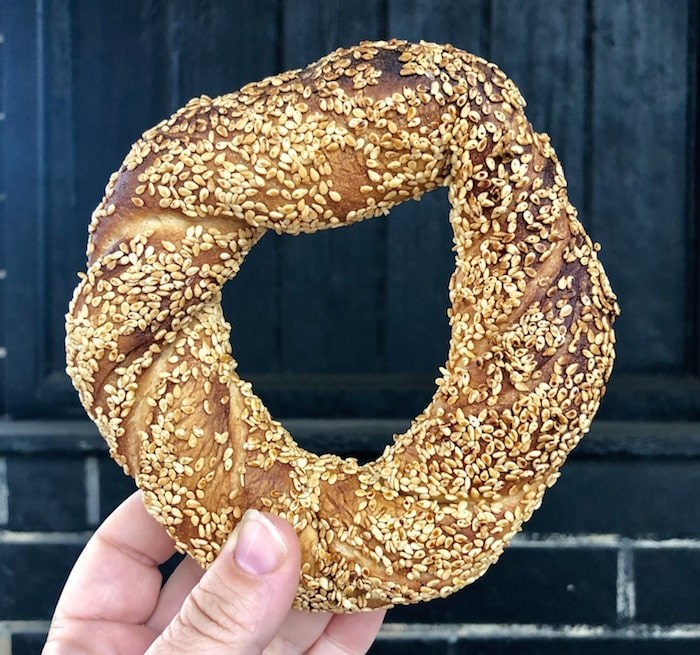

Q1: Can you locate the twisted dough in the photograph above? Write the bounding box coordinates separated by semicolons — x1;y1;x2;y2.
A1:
66;40;618;611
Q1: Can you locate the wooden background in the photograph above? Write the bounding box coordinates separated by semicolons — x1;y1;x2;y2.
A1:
2;0;698;424
1;3;699;652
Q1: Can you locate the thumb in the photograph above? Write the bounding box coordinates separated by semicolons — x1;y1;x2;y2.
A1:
147;509;301;655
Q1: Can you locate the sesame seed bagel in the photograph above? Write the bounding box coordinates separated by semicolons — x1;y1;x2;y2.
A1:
66;39;618;612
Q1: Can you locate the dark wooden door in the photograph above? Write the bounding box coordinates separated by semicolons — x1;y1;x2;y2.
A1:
2;0;698;424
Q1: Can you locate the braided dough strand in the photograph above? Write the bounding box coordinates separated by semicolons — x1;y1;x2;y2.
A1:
66;40;618;612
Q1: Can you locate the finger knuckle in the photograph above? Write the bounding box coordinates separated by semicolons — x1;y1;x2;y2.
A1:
172;571;263;647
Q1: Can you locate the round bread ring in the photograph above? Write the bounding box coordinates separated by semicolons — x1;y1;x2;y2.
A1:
66;40;618;612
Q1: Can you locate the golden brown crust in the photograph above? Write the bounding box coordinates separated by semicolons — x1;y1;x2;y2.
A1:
65;40;618;612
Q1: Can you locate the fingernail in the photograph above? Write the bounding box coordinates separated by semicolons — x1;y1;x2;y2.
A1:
233;509;287;575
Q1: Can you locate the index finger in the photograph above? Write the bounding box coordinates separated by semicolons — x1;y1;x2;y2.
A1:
52;491;177;626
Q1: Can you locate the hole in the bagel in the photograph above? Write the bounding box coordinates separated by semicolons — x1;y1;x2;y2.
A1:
223;189;453;462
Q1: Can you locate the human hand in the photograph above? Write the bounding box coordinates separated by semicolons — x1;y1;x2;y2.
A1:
43;491;386;654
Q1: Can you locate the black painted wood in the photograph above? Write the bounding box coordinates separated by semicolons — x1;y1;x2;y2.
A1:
275;0;386;375
2;0;699;420
0;3;6;415
45;0;78;377
489;0;587;213
0;542;84;620
166;0;284;373
591;0;691;374
388;0;490;57
3;0;44;416
384;0;485;374
693;0;700;378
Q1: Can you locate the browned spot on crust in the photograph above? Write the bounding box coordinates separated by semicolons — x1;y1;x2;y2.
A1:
66;39;618;612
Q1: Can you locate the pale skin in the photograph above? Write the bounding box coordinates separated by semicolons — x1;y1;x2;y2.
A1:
43;492;386;654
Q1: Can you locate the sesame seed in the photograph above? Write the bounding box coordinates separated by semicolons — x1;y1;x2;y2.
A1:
66;38;618;614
